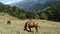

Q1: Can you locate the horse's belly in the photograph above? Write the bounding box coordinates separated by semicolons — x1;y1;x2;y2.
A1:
31;26;34;27
30;25;37;28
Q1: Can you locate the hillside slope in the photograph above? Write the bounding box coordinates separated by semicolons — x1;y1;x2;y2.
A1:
0;13;60;34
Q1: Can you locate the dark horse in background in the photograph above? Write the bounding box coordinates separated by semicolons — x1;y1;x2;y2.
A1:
7;20;11;25
24;19;39;32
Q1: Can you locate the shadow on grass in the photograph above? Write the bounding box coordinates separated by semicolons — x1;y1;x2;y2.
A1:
23;29;34;33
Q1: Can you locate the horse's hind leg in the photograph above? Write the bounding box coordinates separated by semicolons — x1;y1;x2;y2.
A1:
35;27;38;32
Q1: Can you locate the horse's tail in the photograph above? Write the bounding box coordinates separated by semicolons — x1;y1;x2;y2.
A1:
24;23;27;30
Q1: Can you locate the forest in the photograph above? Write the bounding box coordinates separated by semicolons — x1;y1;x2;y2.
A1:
0;2;60;21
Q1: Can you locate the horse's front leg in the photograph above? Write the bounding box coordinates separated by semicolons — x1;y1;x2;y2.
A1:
24;24;27;30
28;26;31;32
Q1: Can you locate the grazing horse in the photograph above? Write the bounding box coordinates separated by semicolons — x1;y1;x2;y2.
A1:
7;21;11;25
24;19;39;32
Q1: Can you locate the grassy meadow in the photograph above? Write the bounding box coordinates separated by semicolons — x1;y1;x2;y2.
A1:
0;13;60;34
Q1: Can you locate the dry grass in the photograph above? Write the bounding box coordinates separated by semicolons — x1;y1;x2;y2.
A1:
0;13;60;34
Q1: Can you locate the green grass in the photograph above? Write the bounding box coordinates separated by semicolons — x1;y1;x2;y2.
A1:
0;13;60;34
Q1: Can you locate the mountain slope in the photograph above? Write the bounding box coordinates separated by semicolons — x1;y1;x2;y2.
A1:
10;0;60;11
31;0;60;11
10;0;48;10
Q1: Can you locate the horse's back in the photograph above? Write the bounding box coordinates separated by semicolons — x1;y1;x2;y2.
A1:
26;20;38;27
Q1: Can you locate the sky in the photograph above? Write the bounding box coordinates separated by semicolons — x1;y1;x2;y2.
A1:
0;0;23;4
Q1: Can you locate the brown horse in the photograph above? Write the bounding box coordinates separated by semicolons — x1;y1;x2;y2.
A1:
7;21;11;25
24;19;39;32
